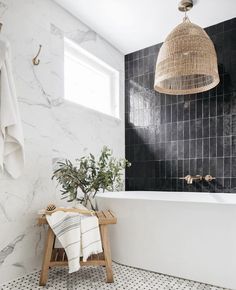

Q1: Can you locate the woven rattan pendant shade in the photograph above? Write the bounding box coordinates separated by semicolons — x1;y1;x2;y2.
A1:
154;19;219;95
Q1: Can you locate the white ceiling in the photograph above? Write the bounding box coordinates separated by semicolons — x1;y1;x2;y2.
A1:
54;0;236;54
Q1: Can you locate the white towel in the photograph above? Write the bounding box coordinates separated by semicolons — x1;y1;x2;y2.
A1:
81;215;103;262
0;36;24;178
47;212;81;273
46;211;102;273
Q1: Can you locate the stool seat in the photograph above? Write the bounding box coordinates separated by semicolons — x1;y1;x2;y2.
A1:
37;210;117;286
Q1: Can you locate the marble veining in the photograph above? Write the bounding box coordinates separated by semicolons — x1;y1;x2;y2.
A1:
0;0;124;284
0;235;25;266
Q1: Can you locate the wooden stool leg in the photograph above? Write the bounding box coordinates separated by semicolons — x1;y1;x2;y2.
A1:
39;227;55;286
100;225;113;283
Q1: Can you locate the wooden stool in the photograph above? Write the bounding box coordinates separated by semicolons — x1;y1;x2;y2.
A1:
37;210;117;286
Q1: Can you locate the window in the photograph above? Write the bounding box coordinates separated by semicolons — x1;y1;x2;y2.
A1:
64;38;120;118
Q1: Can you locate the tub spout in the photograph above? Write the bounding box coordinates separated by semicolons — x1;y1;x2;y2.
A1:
180;175;203;184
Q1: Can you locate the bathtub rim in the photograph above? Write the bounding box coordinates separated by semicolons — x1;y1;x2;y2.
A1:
96;191;236;205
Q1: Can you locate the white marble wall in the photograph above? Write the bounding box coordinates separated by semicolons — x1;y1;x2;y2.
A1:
0;0;124;284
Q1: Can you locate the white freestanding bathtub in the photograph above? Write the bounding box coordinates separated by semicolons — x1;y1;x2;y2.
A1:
96;191;236;289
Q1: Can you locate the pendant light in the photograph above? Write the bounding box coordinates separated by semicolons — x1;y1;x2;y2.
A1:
154;0;219;95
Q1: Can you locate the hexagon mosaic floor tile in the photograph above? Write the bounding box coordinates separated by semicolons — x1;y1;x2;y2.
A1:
0;263;230;290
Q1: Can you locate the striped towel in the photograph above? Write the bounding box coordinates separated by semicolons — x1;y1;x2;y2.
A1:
46;211;102;273
81;215;103;262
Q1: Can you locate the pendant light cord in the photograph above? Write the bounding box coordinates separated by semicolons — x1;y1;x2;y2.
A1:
183;8;190;22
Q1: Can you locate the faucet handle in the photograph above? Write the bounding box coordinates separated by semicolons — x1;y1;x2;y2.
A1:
179;175;192;184
204;175;216;182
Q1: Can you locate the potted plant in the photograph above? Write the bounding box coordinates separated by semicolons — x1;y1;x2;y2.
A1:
52;146;131;210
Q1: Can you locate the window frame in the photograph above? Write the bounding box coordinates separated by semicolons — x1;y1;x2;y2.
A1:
64;38;120;119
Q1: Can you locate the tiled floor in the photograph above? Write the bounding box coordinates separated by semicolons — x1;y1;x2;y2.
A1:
0;262;230;290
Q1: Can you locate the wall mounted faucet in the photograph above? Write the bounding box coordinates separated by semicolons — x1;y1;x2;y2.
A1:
180;175;203;184
180;175;215;184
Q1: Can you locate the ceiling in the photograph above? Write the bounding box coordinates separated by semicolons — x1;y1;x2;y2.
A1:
54;0;236;54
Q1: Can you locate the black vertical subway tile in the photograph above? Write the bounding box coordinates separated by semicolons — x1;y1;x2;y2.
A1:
172;123;177;141
155;93;161;106
166;160;172;177
177;102;184;121
203;158;210;175
172;141;178;160
160;124;166;142
196;99;203;119
224;178;231;193
184;121;190;140
215;178;224;193
232;136;236;156
166;105;172;123
155;161;160;177
190;120;196;139
190;159;196;174
223;115;231;136
203;98;209;118
217;95;223;116
232;114;236;135
190;140;196;158
203;118;210;138
209;158;217;177
171;160;178;177
224;93;231;115
231;178;236;193
210;97;217;116
160;106;166;124
160;161;166;178
232;157;236;177
178;140;184;159
217;137;224;157
184;140;190;158
210;137;217;157
231;92;236;114
133;60;138;76
183;101;190;120
177;122;184;140
165;94;172;105
203;158;209;175
160;94;165;106
217;158;224;177
203;138;209;158
171;179;178;191
210;85;217;97
166;123;172;141
217;116;223;136
184;159;189;176
196;159;203;175
196;139;203;158
143;56;149;74
202;179;210;192
165;142;172;160
178;160;184;177
190;101;196;120
224;136;231;157
172;103;177;122
210;117;217;137
224;158;231;177
196;119;203;138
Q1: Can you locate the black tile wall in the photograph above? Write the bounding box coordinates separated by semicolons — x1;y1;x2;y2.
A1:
125;18;236;193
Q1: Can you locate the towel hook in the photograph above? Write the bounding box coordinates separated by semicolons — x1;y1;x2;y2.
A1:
32;44;42;66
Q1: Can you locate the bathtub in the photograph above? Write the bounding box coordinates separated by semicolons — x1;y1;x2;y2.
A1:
96;191;236;289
